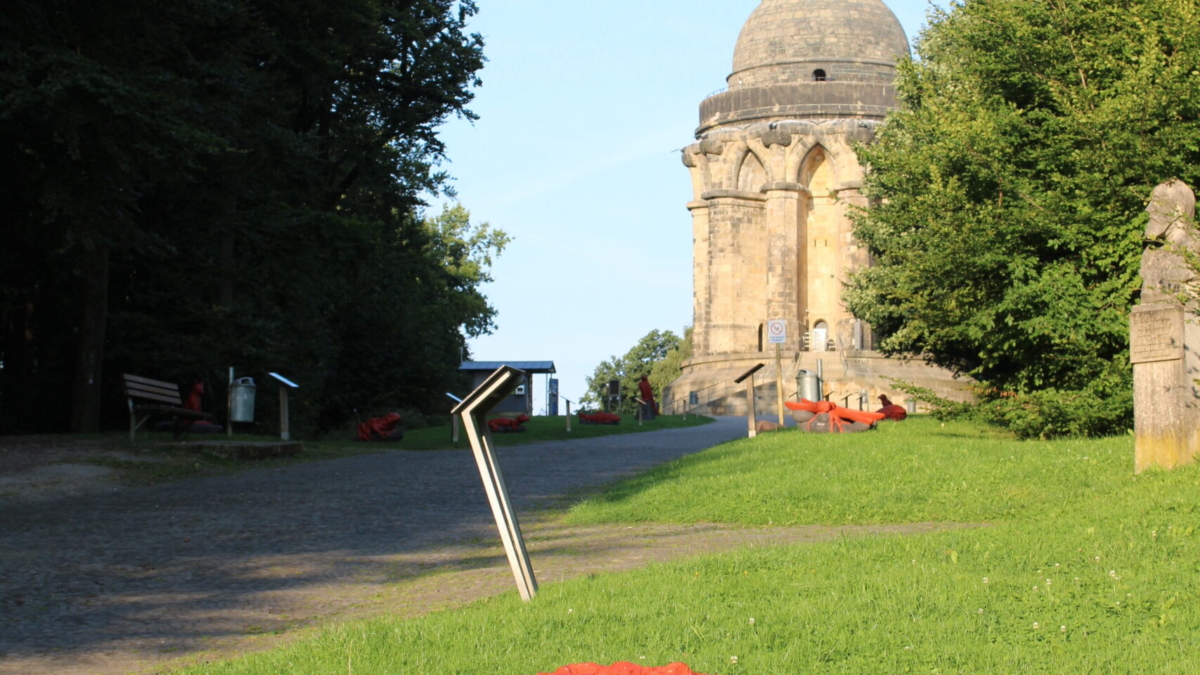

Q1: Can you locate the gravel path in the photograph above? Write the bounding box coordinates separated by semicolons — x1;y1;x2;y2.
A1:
0;418;753;674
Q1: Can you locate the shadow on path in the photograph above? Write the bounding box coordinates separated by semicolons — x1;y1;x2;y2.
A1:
0;418;975;675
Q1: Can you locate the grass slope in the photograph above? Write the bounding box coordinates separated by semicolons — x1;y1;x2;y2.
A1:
564;418;1130;525
178;418;1200;674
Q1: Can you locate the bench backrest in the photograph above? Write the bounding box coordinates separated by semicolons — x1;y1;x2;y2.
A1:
123;374;183;407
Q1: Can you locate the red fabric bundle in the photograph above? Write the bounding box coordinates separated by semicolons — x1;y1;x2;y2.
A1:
784;399;885;432
357;412;403;441
488;413;530;432
579;411;621;424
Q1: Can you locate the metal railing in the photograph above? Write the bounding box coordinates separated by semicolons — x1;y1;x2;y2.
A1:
664;377;738;417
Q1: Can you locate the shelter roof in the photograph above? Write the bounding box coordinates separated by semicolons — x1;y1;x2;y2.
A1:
459;361;557;375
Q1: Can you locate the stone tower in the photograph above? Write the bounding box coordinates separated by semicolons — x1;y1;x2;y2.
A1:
667;0;970;414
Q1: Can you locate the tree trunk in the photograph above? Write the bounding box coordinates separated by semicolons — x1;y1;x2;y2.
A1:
70;245;110;433
0;298;36;432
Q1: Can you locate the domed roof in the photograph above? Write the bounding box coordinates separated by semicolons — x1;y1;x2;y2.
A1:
732;0;910;80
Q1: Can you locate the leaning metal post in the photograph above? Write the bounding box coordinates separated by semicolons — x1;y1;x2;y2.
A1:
451;367;538;601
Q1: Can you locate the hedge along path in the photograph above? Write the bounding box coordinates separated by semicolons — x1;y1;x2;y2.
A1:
0;416;965;675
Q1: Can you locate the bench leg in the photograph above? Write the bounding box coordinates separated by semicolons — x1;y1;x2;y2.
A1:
130;412;152;445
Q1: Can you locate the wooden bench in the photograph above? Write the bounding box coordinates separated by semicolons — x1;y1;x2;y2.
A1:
123;374;215;443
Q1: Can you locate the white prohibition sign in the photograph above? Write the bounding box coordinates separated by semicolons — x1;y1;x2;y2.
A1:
767;319;787;344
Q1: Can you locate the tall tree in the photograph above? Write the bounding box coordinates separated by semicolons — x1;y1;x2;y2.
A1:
846;0;1200;435
583;330;681;414
1;0;490;434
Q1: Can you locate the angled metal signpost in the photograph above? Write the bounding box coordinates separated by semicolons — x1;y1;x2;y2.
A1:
451;366;538;601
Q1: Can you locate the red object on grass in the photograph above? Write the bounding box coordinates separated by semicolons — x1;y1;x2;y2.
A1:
176;382;205;428
541;662;708;675
358;412;403;441
784;399;886;432
578;411;621;425
488;413;531;432
877;394;908;421
183;382;204;414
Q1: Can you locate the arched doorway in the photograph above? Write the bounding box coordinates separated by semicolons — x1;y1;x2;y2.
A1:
812;320;829;352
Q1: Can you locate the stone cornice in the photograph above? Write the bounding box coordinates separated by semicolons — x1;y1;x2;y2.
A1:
701;189;767;202
761;182;810;195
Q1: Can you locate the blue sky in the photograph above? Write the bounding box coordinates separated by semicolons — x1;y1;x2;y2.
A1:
431;0;941;411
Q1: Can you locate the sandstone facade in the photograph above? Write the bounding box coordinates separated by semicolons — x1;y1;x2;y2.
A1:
666;0;972;415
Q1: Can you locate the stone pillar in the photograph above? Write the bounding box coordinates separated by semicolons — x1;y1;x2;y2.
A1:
688;200;711;357
763;182;806;352
704;190;767;354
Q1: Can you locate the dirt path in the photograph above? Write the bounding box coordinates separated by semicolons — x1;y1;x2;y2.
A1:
0;422;970;675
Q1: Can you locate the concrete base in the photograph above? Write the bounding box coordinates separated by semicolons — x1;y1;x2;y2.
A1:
665;350;973;416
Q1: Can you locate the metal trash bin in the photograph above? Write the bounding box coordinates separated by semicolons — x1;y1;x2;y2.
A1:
796;370;822;402
229;377;257;422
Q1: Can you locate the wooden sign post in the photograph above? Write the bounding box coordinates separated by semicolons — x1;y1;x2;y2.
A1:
767;319;787;426
267;373;299;441
562;397;573;433
451;366;538;601
735;363;766;438
445;392;464;443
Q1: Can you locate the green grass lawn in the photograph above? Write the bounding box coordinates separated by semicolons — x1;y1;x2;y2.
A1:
317;414;714;451
67;416;709;486
176;418;1200;674
77;431;395;485
563;417;1133;526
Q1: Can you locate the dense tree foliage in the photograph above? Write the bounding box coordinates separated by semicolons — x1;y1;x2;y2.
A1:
649;326;692;400
582;330;682;414
847;0;1200;436
1;0;498;435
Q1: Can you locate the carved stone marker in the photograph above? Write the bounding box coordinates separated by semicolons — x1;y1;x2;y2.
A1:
1132;179;1199;473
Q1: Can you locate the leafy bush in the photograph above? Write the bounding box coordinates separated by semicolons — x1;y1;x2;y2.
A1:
977;377;1133;440
891;364;1133;439
888;380;978;421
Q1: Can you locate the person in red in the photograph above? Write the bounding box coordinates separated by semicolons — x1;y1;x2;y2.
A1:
637;374;658;419
877;394;908;421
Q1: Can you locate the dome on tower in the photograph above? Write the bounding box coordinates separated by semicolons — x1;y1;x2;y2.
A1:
698;0;911;133
732;0;910;87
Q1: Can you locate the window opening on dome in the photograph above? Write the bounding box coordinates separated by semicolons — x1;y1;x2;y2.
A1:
813;69;827;82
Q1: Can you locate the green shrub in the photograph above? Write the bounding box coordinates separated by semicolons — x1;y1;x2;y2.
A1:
892;365;1133;439
979;388;1132;440
395;408;428;430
